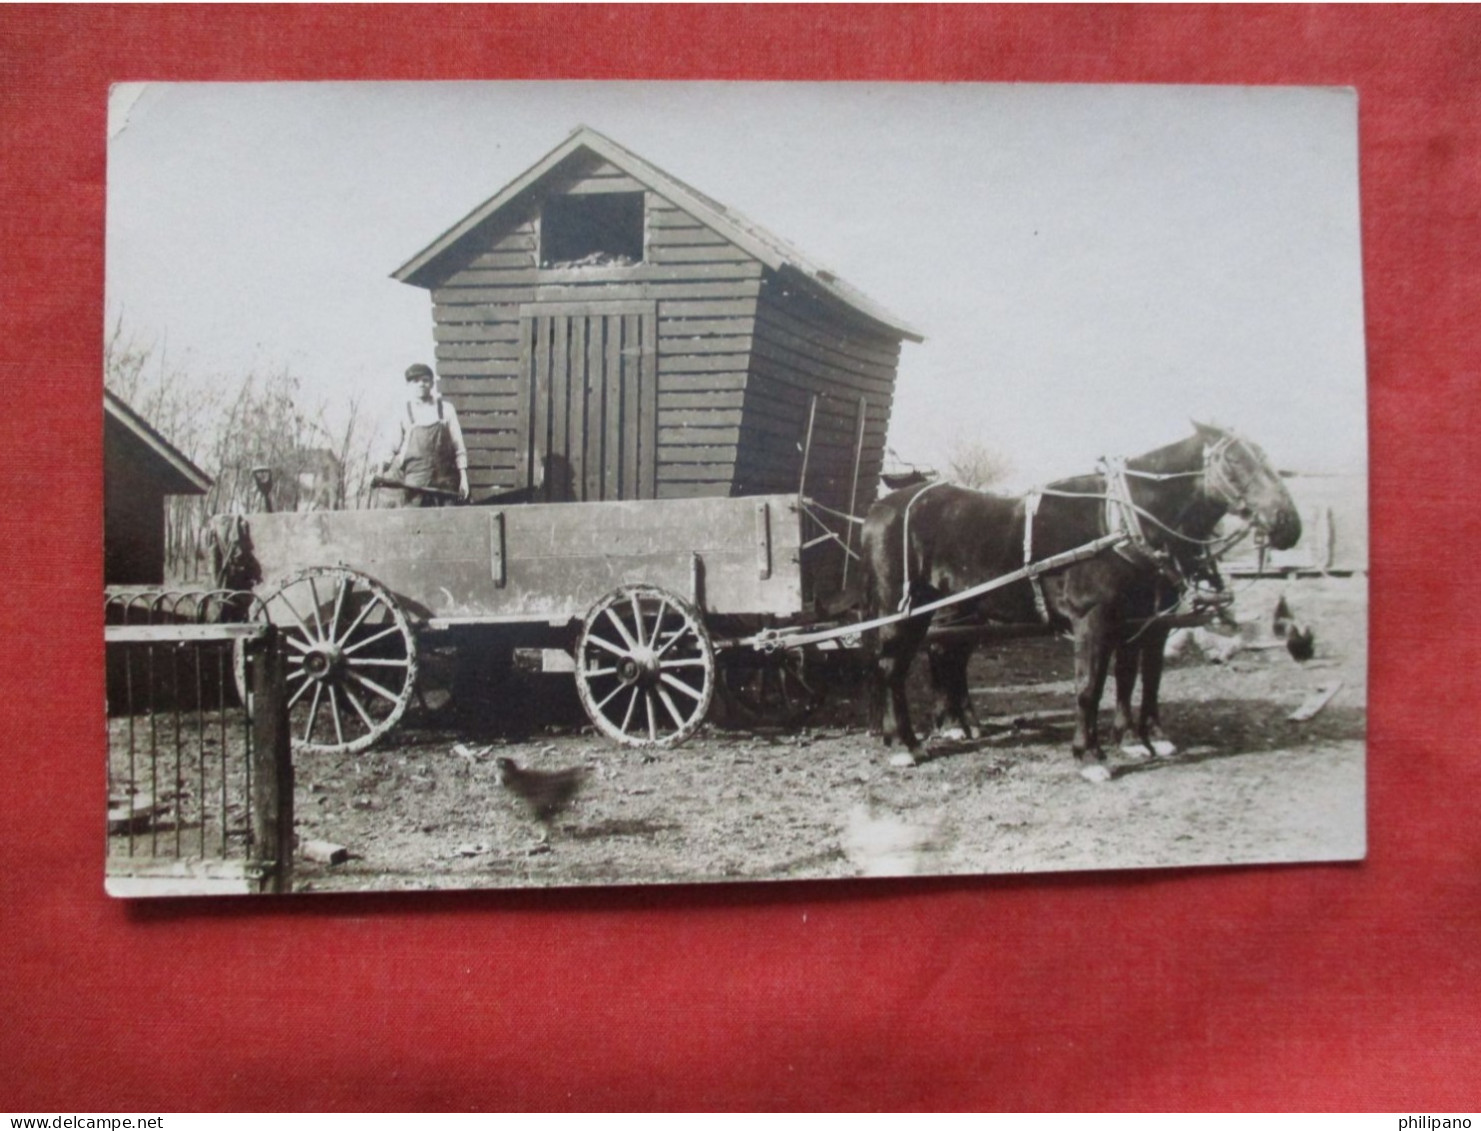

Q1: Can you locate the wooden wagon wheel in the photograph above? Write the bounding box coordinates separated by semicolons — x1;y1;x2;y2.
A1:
717;646;827;728
237;566;418;755
575;585;715;747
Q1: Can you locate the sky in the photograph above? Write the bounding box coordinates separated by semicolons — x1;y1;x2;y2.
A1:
106;81;1367;488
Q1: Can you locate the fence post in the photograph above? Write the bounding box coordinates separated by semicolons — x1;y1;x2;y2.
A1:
249;625;294;894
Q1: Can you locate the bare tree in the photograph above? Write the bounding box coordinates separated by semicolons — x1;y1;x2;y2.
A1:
944;433;1014;492
105;318;390;581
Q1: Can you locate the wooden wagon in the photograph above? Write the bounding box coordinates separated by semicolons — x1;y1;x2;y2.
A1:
233;128;924;753
241;493;850;752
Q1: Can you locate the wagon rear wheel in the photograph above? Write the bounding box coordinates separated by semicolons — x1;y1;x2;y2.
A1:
239;566;418;755
575;585;714;747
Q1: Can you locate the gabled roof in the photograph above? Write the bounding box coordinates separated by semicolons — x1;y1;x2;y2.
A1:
104;389;213;494
393;126;924;343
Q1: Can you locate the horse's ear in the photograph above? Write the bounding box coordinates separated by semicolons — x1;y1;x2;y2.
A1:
1190;419;1222;440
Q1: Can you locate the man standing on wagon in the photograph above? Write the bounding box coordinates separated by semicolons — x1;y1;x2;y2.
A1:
388;362;470;506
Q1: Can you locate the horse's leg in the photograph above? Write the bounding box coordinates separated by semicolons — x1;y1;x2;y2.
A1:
1137;623;1178;757
928;637;978;740
1071;607;1116;782
1111;638;1151;759
876;616;929;754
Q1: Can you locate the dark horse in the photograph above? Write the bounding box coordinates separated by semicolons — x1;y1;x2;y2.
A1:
860;423;1301;781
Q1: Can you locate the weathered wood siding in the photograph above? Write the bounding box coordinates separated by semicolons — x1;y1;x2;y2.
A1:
429;157;763;500
741;275;899;515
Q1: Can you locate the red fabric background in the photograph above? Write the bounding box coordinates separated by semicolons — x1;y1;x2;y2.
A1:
2;5;1476;1112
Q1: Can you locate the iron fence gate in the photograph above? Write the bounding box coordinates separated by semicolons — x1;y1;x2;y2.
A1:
104;589;292;896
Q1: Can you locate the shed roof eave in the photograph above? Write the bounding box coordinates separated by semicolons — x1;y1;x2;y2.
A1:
104;390;213;495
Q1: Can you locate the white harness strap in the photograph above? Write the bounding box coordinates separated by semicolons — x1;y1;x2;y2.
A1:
1100;456;1149;553
1023;489;1050;623
898;480;949;613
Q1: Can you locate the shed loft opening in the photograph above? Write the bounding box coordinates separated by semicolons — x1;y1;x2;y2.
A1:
540;192;645;268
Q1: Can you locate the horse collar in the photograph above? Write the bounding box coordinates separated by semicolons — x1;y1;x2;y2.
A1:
1101;456;1182;582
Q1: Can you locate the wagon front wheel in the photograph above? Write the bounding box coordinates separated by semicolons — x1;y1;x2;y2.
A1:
241;566;418;755
575;585;714;747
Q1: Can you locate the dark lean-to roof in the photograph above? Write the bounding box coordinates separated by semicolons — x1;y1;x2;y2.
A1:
392;126;924;344
104;389;213;494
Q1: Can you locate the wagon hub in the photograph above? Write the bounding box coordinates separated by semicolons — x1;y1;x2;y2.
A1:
617;647;659;686
301;642;344;681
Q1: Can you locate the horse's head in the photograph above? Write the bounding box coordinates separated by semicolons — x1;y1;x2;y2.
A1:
1194;422;1302;550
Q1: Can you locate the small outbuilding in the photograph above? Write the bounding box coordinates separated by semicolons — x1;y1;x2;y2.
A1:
104;389;212;585
393;126;922;517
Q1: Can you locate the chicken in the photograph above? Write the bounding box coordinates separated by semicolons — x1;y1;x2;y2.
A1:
493;757;585;835
1272;593;1316;661
1286;624;1316;662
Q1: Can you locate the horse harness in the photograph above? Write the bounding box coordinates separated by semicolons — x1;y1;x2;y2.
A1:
939;436;1256;627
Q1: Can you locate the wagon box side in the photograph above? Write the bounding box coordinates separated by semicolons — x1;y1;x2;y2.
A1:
242;493;805;625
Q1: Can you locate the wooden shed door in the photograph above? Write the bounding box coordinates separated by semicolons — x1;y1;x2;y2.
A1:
518;301;658;502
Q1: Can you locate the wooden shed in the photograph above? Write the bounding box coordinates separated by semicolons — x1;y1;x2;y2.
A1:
393;126;922;517
104;389;212;585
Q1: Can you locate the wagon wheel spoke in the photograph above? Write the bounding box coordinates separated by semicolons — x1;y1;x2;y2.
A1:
327;685;346;748
303;682;325;746
585;633;633;661
277;600;316;644
656;686;687;729
654;632;686;660
660;672;704;702
341;683;377;731
328;575;349;641
604;605;641;652
631;593;651;647
307;574;326;640
348;667;403;706
342;624;407;656
286;674;314;710
594;680;629;713
334;592;378;648
575;585;714;748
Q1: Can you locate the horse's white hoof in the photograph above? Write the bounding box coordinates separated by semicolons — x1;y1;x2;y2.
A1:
1079;763;1113;784
937;725;968;741
889;752;918;769
1150;738;1178;758
1120;740;1153;760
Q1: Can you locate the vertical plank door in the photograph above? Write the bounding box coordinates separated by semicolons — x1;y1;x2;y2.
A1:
518;302;657;501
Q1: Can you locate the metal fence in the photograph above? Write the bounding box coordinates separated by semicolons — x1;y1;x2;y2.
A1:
104;588;292;896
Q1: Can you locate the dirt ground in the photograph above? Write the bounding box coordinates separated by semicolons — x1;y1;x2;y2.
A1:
272;574;1366;893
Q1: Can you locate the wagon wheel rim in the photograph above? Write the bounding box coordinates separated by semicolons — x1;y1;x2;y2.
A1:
718;646;826;728
575;585;714;748
238;566;417;755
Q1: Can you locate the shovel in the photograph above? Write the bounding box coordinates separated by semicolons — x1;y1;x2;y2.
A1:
370;474;462;503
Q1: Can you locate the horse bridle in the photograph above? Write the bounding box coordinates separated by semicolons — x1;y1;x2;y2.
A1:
1113;431;1270;545
1195;432;1275;525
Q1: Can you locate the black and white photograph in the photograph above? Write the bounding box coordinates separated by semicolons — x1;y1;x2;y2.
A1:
103;81;1368;896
